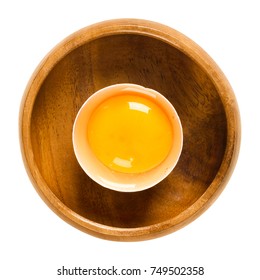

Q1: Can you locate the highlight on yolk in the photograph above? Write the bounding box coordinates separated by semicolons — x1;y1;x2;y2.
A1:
87;92;173;174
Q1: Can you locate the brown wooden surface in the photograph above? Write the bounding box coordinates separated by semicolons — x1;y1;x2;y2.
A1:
19;19;240;241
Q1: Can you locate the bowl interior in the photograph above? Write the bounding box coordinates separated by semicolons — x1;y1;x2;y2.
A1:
30;33;227;229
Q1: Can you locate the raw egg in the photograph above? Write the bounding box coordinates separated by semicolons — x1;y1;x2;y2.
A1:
87;92;173;174
73;83;183;192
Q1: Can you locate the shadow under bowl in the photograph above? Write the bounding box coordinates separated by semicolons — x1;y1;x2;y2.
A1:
20;19;240;241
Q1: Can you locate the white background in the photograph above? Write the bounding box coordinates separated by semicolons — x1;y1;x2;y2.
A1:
1;0;259;279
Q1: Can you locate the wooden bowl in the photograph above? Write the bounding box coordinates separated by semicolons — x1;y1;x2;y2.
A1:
20;19;240;241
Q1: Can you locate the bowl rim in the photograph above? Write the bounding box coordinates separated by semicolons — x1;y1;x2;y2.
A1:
19;18;241;241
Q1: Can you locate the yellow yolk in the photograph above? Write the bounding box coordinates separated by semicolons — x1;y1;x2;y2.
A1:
87;92;173;174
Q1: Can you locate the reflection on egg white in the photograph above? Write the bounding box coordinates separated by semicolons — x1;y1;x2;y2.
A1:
99;177;136;189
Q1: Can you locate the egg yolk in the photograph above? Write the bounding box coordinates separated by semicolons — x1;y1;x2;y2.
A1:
87;92;173;174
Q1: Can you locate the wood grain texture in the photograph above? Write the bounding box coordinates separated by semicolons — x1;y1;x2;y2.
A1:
19;19;240;241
